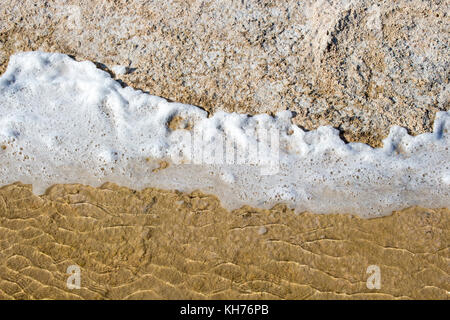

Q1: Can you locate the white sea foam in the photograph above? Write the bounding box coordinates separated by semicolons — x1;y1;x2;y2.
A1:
0;51;449;217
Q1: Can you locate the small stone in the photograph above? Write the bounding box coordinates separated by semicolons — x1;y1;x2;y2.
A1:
258;226;267;235
111;65;127;76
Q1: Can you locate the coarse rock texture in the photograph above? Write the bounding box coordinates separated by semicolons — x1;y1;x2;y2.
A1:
0;183;448;300
0;0;448;147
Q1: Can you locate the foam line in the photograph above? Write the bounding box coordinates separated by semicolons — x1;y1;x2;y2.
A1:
0;52;448;217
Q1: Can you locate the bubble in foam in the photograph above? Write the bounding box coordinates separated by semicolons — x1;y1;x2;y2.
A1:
443;173;450;185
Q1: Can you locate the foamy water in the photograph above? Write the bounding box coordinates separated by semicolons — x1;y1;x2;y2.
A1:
0;52;449;217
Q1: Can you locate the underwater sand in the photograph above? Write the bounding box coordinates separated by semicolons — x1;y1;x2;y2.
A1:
0;183;448;299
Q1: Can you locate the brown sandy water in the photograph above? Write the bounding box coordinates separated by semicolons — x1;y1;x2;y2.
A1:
0;182;448;299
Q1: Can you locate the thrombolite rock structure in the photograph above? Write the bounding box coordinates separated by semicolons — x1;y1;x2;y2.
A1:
0;0;448;146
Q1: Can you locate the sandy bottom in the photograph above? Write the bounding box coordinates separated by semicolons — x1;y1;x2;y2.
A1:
0;182;448;300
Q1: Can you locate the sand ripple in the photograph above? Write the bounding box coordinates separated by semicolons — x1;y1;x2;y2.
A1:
0;182;448;299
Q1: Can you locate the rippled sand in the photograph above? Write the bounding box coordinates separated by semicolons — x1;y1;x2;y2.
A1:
0;182;448;299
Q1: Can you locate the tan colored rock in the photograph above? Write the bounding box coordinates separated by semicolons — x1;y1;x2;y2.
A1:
1;0;448;146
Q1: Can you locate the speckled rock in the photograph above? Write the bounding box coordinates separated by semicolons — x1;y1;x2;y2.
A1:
0;0;448;146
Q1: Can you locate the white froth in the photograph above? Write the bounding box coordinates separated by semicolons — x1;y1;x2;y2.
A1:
0;51;449;218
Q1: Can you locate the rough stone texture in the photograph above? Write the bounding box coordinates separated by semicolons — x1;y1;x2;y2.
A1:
0;0;448;146
0;183;448;300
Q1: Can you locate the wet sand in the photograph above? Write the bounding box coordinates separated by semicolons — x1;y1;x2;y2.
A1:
0;182;448;299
